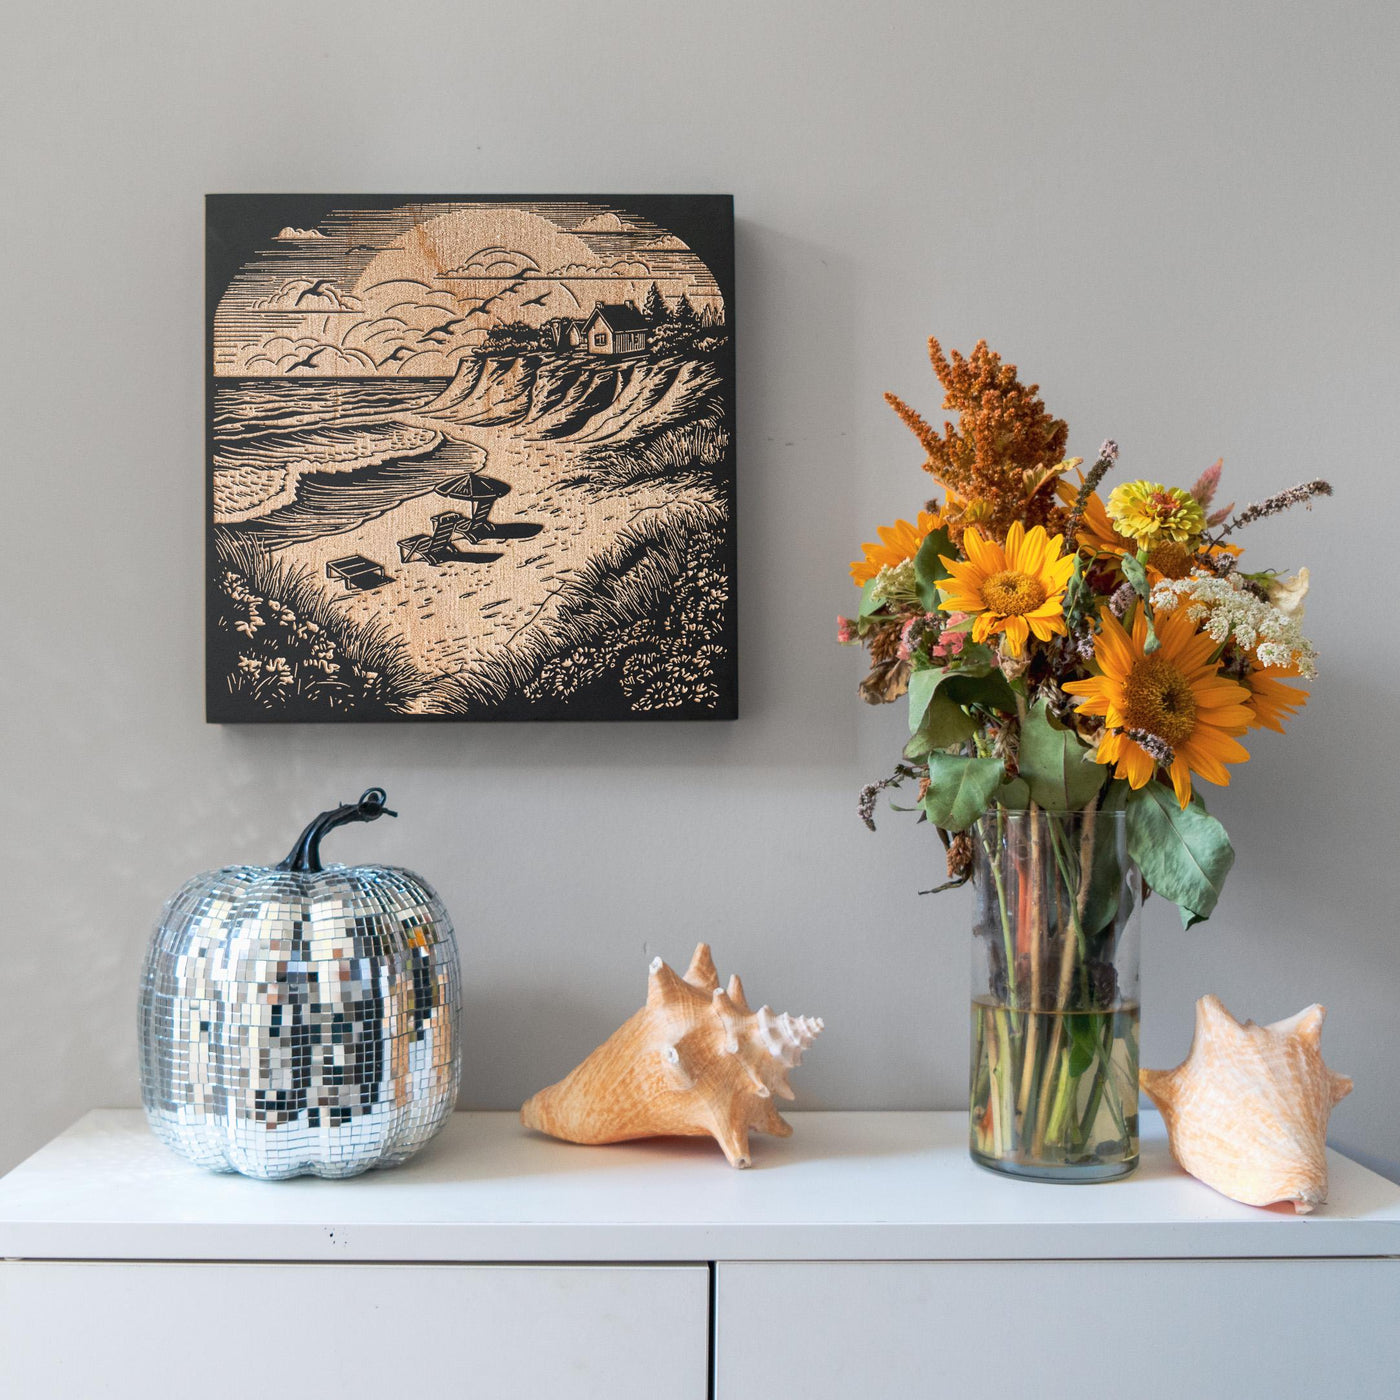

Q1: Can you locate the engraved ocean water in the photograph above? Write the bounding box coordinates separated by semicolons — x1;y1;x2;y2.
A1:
213;377;458;531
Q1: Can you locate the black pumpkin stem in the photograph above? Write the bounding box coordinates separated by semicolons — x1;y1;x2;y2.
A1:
277;788;397;873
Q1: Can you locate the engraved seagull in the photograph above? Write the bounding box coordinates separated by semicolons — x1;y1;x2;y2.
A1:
293;278;339;306
283;345;332;371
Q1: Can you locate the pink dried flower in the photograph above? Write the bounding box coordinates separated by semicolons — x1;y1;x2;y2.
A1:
837;616;857;645
897;614;935;660
1190;459;1223;507
930;613;969;661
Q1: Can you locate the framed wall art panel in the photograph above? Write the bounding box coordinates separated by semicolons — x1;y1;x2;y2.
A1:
207;195;736;722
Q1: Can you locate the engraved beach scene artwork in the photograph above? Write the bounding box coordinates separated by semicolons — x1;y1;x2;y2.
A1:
208;196;735;721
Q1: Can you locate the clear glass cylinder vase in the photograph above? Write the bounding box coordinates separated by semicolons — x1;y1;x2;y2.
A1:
968;807;1141;1181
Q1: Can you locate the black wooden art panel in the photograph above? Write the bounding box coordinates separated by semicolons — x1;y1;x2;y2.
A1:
207;195;736;722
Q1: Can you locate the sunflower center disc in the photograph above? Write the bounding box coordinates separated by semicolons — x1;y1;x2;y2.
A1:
1123;654;1198;748
1145;541;1195;579
980;570;1047;615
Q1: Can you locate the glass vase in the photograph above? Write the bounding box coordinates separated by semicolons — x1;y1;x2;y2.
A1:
968;807;1141;1181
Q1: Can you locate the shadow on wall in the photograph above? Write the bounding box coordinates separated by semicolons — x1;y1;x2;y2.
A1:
212;216;869;777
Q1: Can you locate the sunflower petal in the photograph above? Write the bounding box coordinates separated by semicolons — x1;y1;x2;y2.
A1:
1169;756;1194;807
1121;742;1156;789
1002;615;1029;654
938;593;981;614
962;528;1000;574
1095;610;1136;677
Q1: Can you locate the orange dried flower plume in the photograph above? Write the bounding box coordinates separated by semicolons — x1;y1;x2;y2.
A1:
885;338;1071;544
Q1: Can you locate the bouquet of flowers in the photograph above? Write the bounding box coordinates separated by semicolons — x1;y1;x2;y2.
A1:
841;337;1329;1175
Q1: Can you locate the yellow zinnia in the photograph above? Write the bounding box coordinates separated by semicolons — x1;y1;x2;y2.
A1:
1064;606;1254;807
1241;664;1308;734
937;522;1075;656
850;509;941;586
1105;481;1206;549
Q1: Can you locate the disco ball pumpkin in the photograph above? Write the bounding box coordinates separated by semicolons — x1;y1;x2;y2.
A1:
139;788;460;1179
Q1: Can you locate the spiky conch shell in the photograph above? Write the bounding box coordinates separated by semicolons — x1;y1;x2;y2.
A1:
1140;995;1353;1214
521;944;824;1168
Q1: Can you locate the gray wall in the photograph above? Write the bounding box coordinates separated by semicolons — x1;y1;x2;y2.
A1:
3;0;1397;1180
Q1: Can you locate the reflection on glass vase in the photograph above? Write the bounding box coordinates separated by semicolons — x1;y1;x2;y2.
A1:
969;806;1141;1181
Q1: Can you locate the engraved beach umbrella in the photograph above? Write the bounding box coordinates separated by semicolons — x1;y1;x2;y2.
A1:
435;471;510;524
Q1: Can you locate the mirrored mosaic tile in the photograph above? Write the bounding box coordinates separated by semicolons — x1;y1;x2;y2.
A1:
139;865;460;1179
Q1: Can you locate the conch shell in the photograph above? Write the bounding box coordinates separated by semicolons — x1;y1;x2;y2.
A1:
1140;995;1353;1213
521;943;823;1168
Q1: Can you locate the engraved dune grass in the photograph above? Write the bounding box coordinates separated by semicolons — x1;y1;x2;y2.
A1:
561;417;730;496
422;495;728;713
214;532;428;713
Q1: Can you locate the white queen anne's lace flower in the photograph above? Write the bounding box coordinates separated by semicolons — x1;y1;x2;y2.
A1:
1151;570;1318;679
869;559;918;608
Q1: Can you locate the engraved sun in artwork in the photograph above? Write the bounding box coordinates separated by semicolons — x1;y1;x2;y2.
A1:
209;198;734;721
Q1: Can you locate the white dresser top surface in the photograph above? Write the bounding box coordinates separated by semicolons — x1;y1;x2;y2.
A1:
2;1110;1397;1262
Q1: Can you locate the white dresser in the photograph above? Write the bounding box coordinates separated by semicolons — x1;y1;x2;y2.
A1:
3;1110;1398;1399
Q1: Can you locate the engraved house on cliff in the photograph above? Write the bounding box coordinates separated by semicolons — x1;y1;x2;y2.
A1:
584;303;649;356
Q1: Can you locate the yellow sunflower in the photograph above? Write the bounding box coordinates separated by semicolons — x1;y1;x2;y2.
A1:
850;509;942;586
1241;664;1309;734
936;522;1075;656
1063;606;1254;807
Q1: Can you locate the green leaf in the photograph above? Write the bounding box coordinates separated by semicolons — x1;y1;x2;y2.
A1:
1114;551;1159;649
946;669;1017;714
1061;553;1090;627
952;639;995;671
904;692;976;758
1100;779;1130;815
1120;552;1150;599
1125;784;1235;928
1119;553;1160;650
994;777;1031;811
906;666;943;732
922;753;1008;832
913;526;956;612
1077;779;1133;936
1017;701;1107;812
907;665;1017;750
1066;1014;1101;1078
1080;817;1125;935
857;578;884;620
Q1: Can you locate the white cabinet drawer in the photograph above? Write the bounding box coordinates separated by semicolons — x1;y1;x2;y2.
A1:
717;1259;1400;1400
0;1261;709;1400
